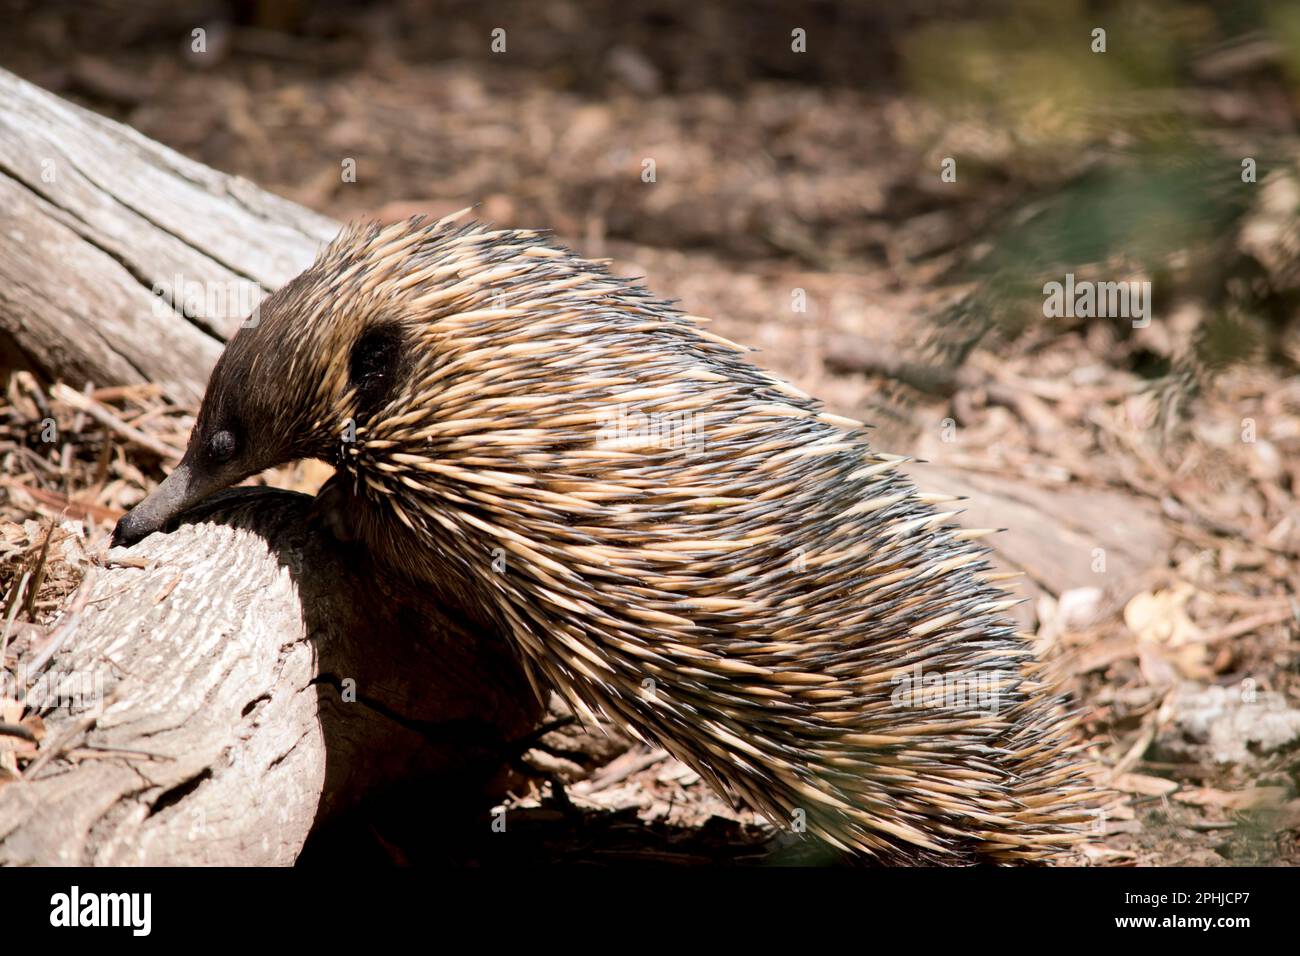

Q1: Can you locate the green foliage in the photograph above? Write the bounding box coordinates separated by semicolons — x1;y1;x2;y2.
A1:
968;149;1254;281
900;0;1300;385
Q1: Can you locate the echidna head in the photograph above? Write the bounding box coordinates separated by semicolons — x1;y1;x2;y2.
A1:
112;249;406;548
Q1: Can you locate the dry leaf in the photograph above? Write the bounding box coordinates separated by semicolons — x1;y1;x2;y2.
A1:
1174;787;1287;811
1111;772;1179;797
1124;585;1210;680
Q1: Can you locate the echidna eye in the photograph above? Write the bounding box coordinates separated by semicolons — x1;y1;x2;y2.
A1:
348;322;405;422
209;429;237;463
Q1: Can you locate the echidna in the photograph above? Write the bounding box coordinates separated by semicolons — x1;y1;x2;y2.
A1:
114;213;1094;863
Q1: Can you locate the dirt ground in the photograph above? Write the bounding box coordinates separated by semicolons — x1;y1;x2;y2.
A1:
1;0;1298;865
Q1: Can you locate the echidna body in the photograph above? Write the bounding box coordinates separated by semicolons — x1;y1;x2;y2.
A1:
115;214;1092;862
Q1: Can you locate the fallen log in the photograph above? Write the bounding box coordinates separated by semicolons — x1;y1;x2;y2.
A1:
0;489;538;865
0;66;334;403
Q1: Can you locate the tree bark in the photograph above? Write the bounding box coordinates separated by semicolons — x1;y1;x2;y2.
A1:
0;488;538;865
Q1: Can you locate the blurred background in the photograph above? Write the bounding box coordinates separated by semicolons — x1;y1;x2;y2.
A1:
0;0;1298;865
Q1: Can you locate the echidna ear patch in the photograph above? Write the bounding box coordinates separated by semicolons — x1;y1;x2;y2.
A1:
348;321;406;422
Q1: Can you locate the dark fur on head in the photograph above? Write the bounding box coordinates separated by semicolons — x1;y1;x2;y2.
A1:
114;229;416;545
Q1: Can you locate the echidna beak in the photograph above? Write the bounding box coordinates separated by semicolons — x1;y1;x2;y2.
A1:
112;458;219;548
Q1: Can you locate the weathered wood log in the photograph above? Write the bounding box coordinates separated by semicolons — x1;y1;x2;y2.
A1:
0;489;538;865
0;66;335;403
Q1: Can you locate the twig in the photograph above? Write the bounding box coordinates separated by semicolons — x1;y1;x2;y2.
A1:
20;569;96;687
1109;709;1162;778
1199;607;1296;645
0;722;37;743
89;383;164;404
51;382;183;461
583;748;670;793
0;569;30;662
68;744;175;763
0;478;123;524
22;518;55;621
